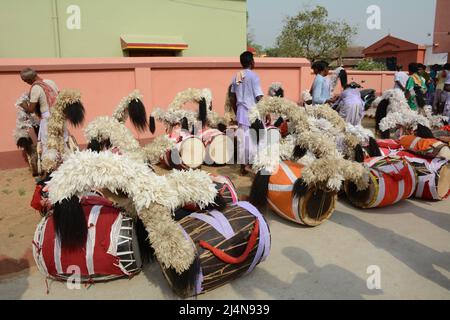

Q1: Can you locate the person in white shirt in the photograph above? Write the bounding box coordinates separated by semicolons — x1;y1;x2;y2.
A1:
20;68;61;156
394;65;409;91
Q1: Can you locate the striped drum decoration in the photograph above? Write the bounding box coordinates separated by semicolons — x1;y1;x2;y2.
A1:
161;202;270;298
394;151;450;200
32;196;142;283
267;161;337;227
345;156;417;208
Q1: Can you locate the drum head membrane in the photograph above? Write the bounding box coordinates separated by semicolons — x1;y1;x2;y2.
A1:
181;138;205;168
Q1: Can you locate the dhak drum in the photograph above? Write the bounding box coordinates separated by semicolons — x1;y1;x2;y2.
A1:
198;128;234;165
162;135;205;170
394;151;450;200
161;201;270;298
32;195;142;282
267;161;337;227
345;156;417;208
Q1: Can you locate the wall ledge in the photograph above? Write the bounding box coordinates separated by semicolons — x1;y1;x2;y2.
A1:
0;57;311;72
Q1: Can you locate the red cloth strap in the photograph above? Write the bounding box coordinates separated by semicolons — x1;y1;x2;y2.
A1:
30;81;58;110
30;185;44;212
199;219;259;264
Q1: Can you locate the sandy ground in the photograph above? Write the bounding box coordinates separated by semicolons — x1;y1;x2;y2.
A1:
1;119;449;299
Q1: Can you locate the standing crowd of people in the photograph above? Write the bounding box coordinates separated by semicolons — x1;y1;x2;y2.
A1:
394;62;450;115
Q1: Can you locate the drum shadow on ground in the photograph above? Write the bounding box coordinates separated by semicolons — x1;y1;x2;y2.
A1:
229;247;381;299
259;206;312;229
331;210;450;291
338;195;450;233
141;261;181;300
0;249;31;299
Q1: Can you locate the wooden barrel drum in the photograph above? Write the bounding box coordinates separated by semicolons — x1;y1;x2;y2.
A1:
160;202;270;298
267;161;337;227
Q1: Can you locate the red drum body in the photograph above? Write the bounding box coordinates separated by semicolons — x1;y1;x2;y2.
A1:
395;151;450;200
376;139;403;151
345;156;417;208
32;196;142;282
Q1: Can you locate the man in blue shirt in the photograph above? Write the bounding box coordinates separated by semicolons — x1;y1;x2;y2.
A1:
311;61;335;105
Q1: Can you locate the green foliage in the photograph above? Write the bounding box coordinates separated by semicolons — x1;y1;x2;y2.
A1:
247;31;265;56
271;5;357;61
355;58;387;71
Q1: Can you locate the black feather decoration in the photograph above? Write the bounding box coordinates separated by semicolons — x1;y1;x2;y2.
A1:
354;144;365;163
249;171;270;209
274;116;284;128
53;196;87;250
135;218;154;263
87;139;101;152
16;137;33;154
64;101;85;127
416;124;434;139
181;117;189;131
293;145;307;159
292;178;309;199
149;115;156;134
198;98;208;124
367;137;382;157
375;98;389;132
250;119;265;144
128;99;147;132
217;123;227;133
274;88;284;98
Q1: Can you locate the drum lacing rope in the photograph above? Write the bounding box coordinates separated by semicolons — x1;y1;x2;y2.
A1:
316;190;327;223
198;219;259;264
84;277;95;289
45;277;50;295
32;239;47;294
32;240;42;255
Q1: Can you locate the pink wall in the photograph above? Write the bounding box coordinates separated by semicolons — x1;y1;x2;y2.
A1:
0;57;394;169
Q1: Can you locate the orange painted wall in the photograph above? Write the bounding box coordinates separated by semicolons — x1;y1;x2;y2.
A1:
0;57;394;169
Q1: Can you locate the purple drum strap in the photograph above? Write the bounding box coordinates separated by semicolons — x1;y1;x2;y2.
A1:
190;212;235;240
235;201;271;275
209;210;236;239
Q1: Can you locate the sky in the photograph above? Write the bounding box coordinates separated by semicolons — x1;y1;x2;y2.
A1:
247;0;437;48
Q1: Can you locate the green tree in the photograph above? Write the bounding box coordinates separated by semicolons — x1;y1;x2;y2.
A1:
355;58;387;71
247;31;265;55
273;6;357;61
